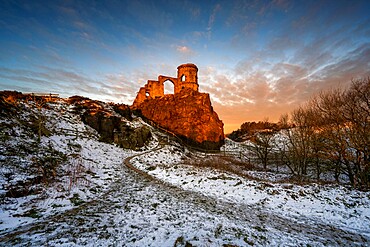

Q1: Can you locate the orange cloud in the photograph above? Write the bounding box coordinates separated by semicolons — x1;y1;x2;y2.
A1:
199;46;370;133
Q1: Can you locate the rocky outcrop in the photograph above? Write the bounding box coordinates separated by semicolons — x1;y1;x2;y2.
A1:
69;96;151;150
112;103;132;121
113;123;151;149
133;88;224;150
81;111;121;143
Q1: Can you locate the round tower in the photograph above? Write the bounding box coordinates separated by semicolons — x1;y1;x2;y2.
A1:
176;63;199;93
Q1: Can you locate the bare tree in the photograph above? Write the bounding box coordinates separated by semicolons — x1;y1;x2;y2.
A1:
250;132;274;170
306;78;369;188
277;107;317;180
342;79;370;188
251;78;369;188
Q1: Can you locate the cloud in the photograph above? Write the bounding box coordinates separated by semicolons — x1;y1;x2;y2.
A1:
174;45;197;61
176;46;193;54
1;0;369;133
199;34;370;131
0;66;138;103
258;0;292;16
217;10;370;130
207;3;221;38
190;7;201;20
57;5;78;17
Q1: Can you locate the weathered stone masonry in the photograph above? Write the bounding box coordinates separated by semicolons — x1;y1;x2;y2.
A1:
131;63;225;150
132;63;199;107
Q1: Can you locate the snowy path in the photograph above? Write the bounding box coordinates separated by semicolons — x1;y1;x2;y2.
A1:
124;144;370;246
1;143;369;246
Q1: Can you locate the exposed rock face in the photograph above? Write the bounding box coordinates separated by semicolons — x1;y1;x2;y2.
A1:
82;111;151;149
134;88;224;150
112;103;132;121
81;111;121;143
69;96;151;150
113;123;151;149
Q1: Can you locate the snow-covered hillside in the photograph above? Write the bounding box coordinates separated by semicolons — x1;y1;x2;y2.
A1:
0;98;142;233
0;96;369;246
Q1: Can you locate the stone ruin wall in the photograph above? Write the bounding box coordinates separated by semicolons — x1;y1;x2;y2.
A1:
132;63;199;108
130;63;225;150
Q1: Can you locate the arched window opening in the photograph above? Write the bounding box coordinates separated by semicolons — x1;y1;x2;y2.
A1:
164;79;174;95
145;92;150;97
181;74;186;82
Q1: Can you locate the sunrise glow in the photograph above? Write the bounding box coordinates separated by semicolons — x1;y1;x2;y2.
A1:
1;0;369;133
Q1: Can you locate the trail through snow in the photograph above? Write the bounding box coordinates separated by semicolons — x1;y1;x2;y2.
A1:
1;139;369;247
1;100;369;247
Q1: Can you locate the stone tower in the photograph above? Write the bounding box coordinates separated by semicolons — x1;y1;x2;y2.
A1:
175;63;199;93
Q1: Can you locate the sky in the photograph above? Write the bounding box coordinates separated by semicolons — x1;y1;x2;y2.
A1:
1;0;370;133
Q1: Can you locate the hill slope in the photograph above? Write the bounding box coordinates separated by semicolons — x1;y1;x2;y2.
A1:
0;92;369;246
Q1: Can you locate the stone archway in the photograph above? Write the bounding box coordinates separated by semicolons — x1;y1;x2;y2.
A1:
158;75;178;95
163;79;175;94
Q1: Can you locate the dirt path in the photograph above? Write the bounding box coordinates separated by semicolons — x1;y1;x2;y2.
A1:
1;139;369;246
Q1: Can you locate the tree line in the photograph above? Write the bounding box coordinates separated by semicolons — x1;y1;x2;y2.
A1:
248;78;370;190
227;120;284;141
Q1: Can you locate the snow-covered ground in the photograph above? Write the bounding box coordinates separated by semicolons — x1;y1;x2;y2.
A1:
1;98;369;246
132;143;370;244
0;100;139;234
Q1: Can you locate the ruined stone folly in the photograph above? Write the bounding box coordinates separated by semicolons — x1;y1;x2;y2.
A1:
132;63;224;150
132;63;199;107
